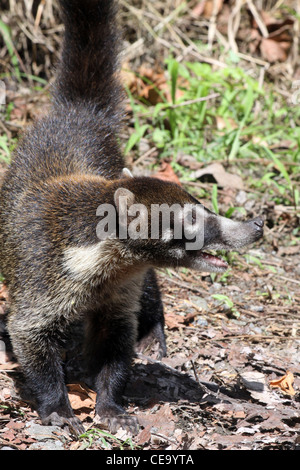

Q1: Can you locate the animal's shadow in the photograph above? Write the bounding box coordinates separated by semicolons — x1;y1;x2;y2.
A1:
124;359;240;409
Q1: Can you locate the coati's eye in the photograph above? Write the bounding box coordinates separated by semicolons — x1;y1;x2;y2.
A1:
184;206;197;225
191;208;197;224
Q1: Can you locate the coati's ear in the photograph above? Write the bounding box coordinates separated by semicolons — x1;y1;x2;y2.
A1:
121;168;133;179
114;187;135;213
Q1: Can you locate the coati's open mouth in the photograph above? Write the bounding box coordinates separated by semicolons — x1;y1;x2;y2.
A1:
198;251;228;269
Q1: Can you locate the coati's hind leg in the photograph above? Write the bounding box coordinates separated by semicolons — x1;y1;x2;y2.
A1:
136;269;167;359
8;302;84;435
84;309;139;434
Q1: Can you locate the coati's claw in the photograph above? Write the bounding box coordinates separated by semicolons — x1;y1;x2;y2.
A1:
42;412;85;436
94;412;139;435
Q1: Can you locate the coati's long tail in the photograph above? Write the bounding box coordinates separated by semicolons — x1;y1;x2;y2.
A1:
54;0;122;112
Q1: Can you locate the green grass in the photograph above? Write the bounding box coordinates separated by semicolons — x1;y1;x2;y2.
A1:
126;57;300;208
0;134;16;164
79;427;137;450
0;19;21;82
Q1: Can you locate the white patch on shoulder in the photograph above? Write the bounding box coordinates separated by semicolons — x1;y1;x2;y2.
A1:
63;239;144;283
64;243;104;280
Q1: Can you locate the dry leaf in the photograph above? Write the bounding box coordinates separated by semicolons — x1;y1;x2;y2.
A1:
252;135;268;147
260;38;289;63
249;9;293;63
138;404;177;445
277;245;299;257
67;383;96;419
240;371;282;405
216;116;238;131
177;153;203;170
191;162;244;190
193;0;223;19
259;10;294;29
192;1;206;17
153;162;182;186
165;312;185;329
269;371;295;396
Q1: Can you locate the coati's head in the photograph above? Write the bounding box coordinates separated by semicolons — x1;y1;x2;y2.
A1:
97;170;264;273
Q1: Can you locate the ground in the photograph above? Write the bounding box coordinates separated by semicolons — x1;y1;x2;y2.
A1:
0;0;299;451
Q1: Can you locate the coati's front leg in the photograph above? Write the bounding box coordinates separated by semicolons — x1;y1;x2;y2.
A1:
8;303;84;436
84;309;139;434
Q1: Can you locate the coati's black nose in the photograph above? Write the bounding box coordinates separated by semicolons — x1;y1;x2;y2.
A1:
251;217;264;231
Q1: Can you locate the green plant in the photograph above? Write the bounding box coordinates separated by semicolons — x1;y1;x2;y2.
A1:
211;184;219;214
212;294;240;318
0;19;21;81
0;134;15;163
79;428;136;450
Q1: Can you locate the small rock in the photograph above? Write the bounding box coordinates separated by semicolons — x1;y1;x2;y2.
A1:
235;190;247;206
250;305;264;312
28;441;64;450
189;295;209;311
25;422;65;442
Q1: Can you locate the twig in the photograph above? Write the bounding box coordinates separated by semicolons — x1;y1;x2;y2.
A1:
134;147;157;166
191;360;217;397
150;431;178;445
148;2;186;49
34;0;45;30
236;52;269;67
207;0;220;50
274;275;300;285
227;0;243;53
247;0;269;38
173;26;227;68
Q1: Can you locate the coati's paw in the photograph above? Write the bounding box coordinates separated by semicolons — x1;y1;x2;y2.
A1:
41;412;85;436
94;409;139;435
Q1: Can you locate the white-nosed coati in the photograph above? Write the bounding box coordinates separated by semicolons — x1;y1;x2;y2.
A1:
0;0;264;435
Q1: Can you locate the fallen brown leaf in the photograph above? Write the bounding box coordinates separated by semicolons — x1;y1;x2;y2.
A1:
191;162;244;190
269;371;295;396
177;153;203;170
67;383;96;419
165;311;185;329
192;0;223;19
260;38;289;63
153;162;182;186
138;403;177;446
216;115;238;131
